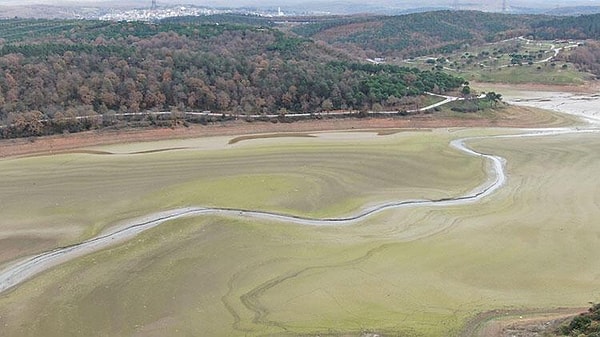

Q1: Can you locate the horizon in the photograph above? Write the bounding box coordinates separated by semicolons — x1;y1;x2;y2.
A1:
0;0;599;19
1;0;597;8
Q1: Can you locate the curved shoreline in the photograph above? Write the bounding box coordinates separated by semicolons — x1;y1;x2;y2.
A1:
1;127;598;294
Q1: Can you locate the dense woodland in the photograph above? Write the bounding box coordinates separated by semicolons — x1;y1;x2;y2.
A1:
291;11;542;58
532;13;600;40
291;11;600;76
558;41;600;76
533;14;600;75
1;10;600;138
0;19;465;137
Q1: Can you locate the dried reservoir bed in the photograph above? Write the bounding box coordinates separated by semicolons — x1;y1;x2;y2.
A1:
0;127;599;337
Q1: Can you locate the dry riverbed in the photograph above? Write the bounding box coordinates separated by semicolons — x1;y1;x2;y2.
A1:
0;82;599;337
458;82;600;337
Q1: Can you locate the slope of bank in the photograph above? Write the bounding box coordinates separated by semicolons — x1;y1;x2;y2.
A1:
0;103;579;159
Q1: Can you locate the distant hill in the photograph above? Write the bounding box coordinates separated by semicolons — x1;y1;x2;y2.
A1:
543;6;600;16
161;14;276;27
291;11;543;58
532;13;600;40
0;19;465;138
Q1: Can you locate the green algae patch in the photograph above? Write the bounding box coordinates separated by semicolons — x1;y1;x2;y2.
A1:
5;130;599;337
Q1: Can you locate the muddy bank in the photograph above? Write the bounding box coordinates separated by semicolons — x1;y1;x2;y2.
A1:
507;91;600;125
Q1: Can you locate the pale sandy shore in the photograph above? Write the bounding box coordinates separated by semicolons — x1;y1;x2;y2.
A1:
487;82;600;125
507;91;600;125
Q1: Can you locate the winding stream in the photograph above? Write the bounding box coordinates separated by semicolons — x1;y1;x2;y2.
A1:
1;126;597;295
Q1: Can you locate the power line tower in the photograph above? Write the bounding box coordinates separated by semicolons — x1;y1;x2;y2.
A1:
502;0;507;12
452;0;460;10
151;0;157;10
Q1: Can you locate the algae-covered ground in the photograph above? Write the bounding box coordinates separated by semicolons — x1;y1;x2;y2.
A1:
1;129;599;337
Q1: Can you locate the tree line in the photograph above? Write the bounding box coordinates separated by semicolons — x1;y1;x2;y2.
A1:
290;11;600;60
564;41;600;77
0;20;466;138
532;13;600;40
291;11;541;58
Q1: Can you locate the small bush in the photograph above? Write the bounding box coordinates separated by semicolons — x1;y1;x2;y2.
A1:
559;303;600;336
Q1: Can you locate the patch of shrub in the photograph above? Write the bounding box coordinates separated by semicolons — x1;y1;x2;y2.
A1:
559;303;600;337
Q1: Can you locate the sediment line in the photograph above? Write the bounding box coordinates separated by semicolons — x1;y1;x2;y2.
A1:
239;243;392;329
0;127;598;294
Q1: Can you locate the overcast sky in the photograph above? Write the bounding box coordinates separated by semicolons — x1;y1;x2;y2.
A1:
2;0;598;8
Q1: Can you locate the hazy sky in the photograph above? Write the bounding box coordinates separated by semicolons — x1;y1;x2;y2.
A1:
2;0;598;8
3;0;596;4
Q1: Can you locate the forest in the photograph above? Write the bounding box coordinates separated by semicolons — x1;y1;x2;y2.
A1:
290;11;600;77
0;19;466;138
2;10;600;138
531;13;600;40
546;37;600;77
290;11;600;60
291;11;543;58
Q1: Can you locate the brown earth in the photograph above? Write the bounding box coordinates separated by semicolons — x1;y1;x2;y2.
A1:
460;307;587;337
472;81;600;94
0;105;574;159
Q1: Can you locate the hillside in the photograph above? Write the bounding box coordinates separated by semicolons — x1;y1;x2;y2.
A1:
4;11;600;138
0;19;465;138
544;6;600;16
532;14;600;76
291;11;543;58
291;11;600;61
532;13;600;40
290;10;600;81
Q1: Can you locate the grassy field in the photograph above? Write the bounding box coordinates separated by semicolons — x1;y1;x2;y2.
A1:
397;38;594;86
1;129;599;337
465;65;590;85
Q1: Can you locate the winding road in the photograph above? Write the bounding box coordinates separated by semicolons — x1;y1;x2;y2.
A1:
0;125;598;294
0;92;467;131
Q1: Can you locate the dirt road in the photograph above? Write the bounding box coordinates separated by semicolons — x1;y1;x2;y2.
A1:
460;307;587;337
